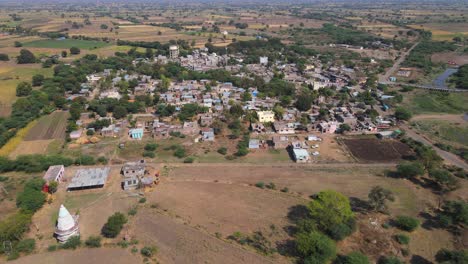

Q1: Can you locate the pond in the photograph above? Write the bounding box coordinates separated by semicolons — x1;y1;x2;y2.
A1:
432;68;458;88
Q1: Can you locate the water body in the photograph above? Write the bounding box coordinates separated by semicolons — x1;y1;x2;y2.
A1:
432;68;458;88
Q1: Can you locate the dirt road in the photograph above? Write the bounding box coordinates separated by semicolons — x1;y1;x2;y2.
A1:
379;42;419;83
400;124;468;170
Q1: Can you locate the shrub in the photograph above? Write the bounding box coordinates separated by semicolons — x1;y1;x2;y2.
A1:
75;155;95;165
394;234;410;245
143;151;155;158
16;82;32;97
217;147;227;155
139;198;147;203
140;246;158;257
435;248;468;264
295;231;337;263
265;182;276;190
16;238;35;254
183;157;195;163
255;182;265;189
85;236;102;248
394;216;419;232
378;256;405;264
128;207;138;216
16;178;46;212
336;251;370;264
280;187;289;193
144;143;158;151
70;47;81;55
0;53;9;61
47;245;58;252
102;212;128;238
117;240;129;248
174;147;186;158
97;156;108;164
60;236;81;249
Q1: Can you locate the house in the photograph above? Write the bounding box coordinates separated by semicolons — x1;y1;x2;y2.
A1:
292;149;310;163
249;139;260;149
182;121;199;135
200;128;215;141
121;160;146;190
129;128;144;139
199;114;214;127
273;122;295;134
257;110;275;123
307;135;321;141
69;129;83;139
318;122;337;134
272;135;289;149
43;165;65;191
251;123;266;133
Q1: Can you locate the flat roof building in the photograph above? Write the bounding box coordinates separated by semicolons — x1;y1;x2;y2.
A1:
67;167;110;191
43;165;65;183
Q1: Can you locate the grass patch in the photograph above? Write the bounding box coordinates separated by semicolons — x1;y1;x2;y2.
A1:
23;39;111;50
405;92;468;114
0;120;38;157
411;119;468;147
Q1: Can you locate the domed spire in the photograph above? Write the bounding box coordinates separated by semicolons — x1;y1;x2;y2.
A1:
55;204;79;243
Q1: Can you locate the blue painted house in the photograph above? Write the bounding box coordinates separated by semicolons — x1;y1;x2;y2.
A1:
129;128;144;139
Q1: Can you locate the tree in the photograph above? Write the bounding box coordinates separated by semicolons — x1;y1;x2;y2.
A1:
435;248;468;264
113;105;128;119
16;178;46;212
14;41;22;47
16;82;32;96
437;200;468;228
378;256;405;264
102;212;127;238
295;231;337;263
61;50;68;57
396;162;424;178
48;181;58;194
17;49;36;64
368;186;395;213
429;169;460;192
308;190;354;232
70;47;81;55
295;93;313;111
339;124;351;133
394;215;420;232
32;74;45;86
229;104;244;118
394;107;412;121
0;53;9;61
16;238;36;254
336;252;370;264
85;236;102;248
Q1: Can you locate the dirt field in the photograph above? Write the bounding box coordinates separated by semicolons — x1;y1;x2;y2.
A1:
431;52;468;66
342;137;413;163
24;111;69;141
10;248;141;264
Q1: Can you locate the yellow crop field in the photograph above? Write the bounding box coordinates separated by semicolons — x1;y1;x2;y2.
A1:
0;120;38;157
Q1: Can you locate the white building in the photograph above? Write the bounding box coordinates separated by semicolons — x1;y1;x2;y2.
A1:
55;205;79;243
169;45;179;59
259;56;268;65
257;110;275;123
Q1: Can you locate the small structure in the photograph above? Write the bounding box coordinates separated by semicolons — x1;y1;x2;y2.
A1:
129;128;144;139
272;135;289;149
121;160;146;190
257;110;275;123
292;149;310;163
43;165;65;183
67;167;110;191
259;56;268;65
54;204;79;243
169;45;179;59
200;128;215;141
249;139;260;149
69;129;83;139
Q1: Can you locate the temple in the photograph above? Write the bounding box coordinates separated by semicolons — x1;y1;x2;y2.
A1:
54;204;80;243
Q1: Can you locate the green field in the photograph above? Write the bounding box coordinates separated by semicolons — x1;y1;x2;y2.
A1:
405;92;468;114
23;39;111;50
411;119;468;147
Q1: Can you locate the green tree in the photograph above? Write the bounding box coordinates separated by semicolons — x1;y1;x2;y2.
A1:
113;105;128;119
32;74;45;86
102;212;127;238
429;169;460;192
394;107;412;121
396;162;424;179
17;49;36;64
48;181;58;194
16;82;33;96
0;53;9;61
70;47;81;55
368;186;395;213
394;215;420;232
85;236;102;248
295;93;313;111
435;248;468;264
336;252;370;264
308;190;354;232
295;231;337;263
378;256;405;264
437;200;468;228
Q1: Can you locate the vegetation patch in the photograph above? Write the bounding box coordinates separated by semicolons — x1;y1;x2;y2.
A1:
23;39;111;50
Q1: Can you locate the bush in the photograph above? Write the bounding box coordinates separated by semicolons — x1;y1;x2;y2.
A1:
336;252;370;264
295;231;337;263
144;143;158;151
396;162;424;179
394;216;419;232
48;181;58;194
265;182;276;190
394;234;410;245
255;182;265;189
75;155;96;165
85;236;102;248
60;236;81;249
143;151;155;158
17;49;36;64
16;82;32;97
217;147;227;155
0;53;9;61
328;221;354;241
139;198;147;203
174;147;186;158
102;212;127;238
140;246;158;257
280;187;289;193
16;178;46;212
16;238;35;254
128;207;138;216
378;256;405;264
47;245;58;252
435;248;468;264
70;47;81;55
183;157;195;163
97;156;108;164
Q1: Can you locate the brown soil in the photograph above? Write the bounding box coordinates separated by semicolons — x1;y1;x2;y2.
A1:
343;138;413;163
24;111;69;141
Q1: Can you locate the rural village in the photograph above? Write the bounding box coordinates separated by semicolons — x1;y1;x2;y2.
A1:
0;1;467;264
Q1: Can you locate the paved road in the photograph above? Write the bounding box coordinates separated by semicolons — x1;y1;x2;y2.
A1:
400;124;468;170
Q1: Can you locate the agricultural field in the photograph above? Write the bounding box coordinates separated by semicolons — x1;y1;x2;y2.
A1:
408;22;468;41
23;39;111;50
0;64;53;116
8;111;69;158
342;137;413;163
